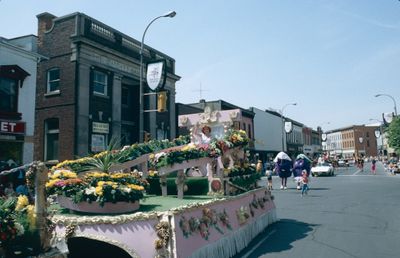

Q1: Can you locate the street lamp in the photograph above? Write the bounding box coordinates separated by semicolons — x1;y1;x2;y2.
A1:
280;102;297;152
375;93;398;117
139;11;176;142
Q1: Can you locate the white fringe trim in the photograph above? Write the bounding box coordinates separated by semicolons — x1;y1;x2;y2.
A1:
188;209;278;258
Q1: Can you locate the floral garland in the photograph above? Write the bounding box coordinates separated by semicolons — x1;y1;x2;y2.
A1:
178;208;232;240
51;211;160;226
153;221;171;258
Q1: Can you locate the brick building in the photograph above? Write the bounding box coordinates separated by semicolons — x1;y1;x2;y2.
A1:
325;125;379;158
34;12;180;162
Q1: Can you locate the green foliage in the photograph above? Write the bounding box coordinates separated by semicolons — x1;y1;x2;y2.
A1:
387;116;400;155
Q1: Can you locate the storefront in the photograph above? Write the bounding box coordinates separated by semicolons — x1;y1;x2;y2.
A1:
0;120;26;171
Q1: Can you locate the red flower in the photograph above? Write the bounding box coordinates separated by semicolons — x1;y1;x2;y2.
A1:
0;232;7;241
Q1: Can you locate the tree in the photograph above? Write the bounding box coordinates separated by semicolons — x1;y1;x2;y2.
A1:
387;116;400;155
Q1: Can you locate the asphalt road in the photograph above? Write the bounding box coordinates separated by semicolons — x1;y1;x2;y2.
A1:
234;162;400;258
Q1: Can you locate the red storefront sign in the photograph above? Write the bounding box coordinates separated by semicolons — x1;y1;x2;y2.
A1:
0;120;25;134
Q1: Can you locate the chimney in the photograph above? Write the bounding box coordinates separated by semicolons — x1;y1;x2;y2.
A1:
36;12;56;49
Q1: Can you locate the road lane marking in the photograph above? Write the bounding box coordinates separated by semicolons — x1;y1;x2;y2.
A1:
241;229;277;258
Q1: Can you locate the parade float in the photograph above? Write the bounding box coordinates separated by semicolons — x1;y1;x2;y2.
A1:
1;108;277;258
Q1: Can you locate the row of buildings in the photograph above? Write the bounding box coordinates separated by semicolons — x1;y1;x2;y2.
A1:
0;11;381;170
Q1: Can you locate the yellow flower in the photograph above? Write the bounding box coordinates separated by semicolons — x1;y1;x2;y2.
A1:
46;179;61;188
110;173;129;179
88;172;109;178
128;184;144;191
50;170;77;179
149;170;158;177
26;205;36;230
95;186;103;196
15;195;29;211
149;153;155;160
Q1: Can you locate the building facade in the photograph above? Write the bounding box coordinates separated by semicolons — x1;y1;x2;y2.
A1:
34;12;180;162
0;35;45;169
249;107;282;162
325;125;379;158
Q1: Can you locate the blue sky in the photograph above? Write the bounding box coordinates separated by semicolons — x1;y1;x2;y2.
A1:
1;0;399;131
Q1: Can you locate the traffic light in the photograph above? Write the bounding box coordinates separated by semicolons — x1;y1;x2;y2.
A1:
157;91;167;112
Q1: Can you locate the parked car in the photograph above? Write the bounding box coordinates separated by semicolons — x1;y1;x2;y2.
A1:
311;162;335;177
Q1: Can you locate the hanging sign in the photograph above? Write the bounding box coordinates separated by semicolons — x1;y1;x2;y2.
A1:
374;129;381;138
146;60;166;91
284;121;293;133
382;112;394;125
321;133;327;141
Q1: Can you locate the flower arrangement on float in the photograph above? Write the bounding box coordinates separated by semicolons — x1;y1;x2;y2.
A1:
46;170;148;208
0;195;39;256
148;130;250;169
148;143;211;169
224;129;250;148
50;136;190;173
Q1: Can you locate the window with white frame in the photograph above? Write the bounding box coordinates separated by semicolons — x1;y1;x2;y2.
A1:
44;118;59;161
92;70;108;96
47;68;60;93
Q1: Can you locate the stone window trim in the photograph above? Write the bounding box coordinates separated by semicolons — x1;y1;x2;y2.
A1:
46;67;61;93
92;70;108;97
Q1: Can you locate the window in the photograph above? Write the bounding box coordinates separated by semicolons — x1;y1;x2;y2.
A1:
47;68;60;93
44;118;59;161
121;86;129;106
247;124;252;139
0;77;18;112
92;70;108;96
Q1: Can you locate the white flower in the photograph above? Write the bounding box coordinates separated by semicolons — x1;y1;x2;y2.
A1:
122;187;131;193
85;187;96;195
154;152;166;162
14;222;25;236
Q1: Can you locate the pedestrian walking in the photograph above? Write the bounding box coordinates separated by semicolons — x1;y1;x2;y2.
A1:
300;170;309;196
371;158;377;175
266;169;273;190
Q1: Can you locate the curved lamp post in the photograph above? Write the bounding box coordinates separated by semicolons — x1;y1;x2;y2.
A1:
375;93;397;117
139;11;176;142
280;102;297;151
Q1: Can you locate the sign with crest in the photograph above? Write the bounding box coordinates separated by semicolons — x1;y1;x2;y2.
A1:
146;60;166;91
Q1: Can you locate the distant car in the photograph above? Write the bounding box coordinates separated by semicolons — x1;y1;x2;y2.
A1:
338;159;349;167
311;162;335;177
